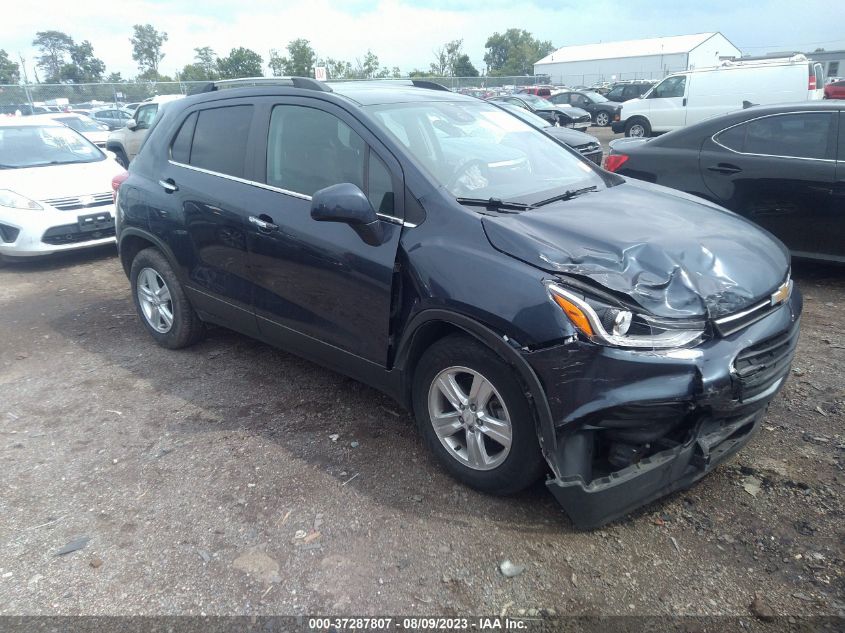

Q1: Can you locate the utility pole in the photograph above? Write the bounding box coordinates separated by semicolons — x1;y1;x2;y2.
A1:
18;53;34;109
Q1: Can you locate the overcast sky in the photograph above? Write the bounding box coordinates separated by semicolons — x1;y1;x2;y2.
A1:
2;0;843;79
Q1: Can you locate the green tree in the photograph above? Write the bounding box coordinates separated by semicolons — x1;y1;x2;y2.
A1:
452;54;478;77
106;71;124;83
269;39;316;77
60;40;105;83
356;50;389;79
32;30;74;82
484;29;554;76
131;24;168;78
0;50;20;84
180;47;218;81
217;47;263;79
317;57;354;80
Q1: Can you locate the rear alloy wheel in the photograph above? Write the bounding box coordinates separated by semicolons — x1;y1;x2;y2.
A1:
130;247;203;349
412;335;546;495
595;111;610;127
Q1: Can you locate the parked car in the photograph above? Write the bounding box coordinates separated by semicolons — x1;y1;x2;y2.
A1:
0;104;51;116
604;81;656;103
35;112;111;147
106;94;184;167
90;107;135;130
613;55;824;137
605;102;843;262
115;78;800;529
486;94;592;130
518;86;554;97
824;80;845;99
548;90;622;127
0;117;125;259
495;102;604;164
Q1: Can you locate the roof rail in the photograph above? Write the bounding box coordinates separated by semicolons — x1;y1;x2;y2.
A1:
410;80;451;92
189;76;332;95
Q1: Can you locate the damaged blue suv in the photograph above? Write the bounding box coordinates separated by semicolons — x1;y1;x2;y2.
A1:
115;78;801;528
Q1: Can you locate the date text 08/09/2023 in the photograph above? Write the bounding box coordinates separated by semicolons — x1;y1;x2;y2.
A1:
308;617;529;631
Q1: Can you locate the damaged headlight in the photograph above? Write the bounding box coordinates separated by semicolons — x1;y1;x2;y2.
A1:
547;283;705;349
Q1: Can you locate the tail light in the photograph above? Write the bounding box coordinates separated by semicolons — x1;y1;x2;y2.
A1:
604;154;629;172
809;67;817;90
111;171;129;203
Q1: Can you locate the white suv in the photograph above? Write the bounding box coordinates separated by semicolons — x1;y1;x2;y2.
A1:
106;94;183;167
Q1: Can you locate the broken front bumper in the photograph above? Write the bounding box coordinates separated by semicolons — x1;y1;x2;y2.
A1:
524;288;802;529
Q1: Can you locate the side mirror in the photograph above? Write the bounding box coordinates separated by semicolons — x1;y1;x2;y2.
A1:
126;119;137;130
311;183;384;246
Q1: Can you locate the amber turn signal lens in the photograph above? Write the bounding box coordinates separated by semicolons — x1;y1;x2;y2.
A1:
551;292;594;337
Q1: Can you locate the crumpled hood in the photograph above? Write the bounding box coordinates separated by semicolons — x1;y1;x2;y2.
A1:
481;180;790;318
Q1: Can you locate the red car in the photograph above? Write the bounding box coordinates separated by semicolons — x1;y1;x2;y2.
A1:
518;85;554;97
824;80;845;99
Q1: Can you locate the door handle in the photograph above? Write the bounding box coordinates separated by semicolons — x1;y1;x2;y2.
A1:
706;164;742;175
249;215;279;232
159;178;178;193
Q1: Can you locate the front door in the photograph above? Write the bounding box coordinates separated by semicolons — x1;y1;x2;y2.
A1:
701;111;839;259
126;103;157;160
245;99;404;367
645;75;688;132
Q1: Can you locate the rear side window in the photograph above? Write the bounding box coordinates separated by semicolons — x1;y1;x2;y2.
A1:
170;112;197;164
189;105;253;178
716;113;834;159
266;105;365;196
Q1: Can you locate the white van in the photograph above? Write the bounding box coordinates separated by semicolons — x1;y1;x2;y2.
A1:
613;55;824;137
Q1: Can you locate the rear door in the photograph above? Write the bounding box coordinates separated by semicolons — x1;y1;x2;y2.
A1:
644;75;688;132
701;111;839;259
244;97;404;367
152;101;261;335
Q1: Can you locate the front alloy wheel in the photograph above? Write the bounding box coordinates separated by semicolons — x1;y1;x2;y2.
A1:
427;366;513;470
595;111;610;127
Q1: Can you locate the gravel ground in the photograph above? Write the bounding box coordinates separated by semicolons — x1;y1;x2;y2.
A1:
0;236;843;620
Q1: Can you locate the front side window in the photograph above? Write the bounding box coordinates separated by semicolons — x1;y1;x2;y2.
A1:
135;104;158;128
716;113;834;160
266;105;365;196
189;105;253;178
650;76;686;99
368;100;602;202
0;125;103;168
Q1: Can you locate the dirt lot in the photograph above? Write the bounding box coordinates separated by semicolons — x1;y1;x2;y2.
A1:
0;236;843;620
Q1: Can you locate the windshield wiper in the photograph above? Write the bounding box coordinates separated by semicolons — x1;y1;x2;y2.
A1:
0;164;20;169
533;186;598;207
455;197;535;213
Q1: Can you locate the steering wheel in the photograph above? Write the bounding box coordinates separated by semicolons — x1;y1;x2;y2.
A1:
446;159;490;194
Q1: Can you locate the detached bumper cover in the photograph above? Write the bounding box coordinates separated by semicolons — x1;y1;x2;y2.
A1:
547;411;762;529
525;289;801;529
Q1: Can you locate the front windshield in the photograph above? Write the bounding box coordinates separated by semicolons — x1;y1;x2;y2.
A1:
367;100;602;202
56;116;107;133
0;125;104;168
499;103;552;129
518;93;552;108
581;91;608;103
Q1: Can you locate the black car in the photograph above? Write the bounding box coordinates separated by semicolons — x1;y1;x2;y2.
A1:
547;91;621;127
605;81;655;103
486;94;592;130
116;78;801;529
495;102;603;165
606;102;844;263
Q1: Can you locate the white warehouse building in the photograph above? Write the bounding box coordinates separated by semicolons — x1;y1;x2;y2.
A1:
534;32;741;85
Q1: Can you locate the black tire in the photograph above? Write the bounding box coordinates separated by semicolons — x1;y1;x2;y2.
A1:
625;117;651;138
412;334;546;495
112;147;129;169
595;111;610;127
129;247;203;349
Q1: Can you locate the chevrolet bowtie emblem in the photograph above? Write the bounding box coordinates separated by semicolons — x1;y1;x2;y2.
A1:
770;279;792;306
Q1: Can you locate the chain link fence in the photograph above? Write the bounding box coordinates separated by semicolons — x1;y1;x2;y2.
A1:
0;76;560;109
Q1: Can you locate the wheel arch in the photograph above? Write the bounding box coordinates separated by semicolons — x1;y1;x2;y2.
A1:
394;309;558;464
118;228;179;279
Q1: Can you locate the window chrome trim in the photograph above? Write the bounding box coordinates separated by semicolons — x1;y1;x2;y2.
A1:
711;110;837;163
167;160;415;227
